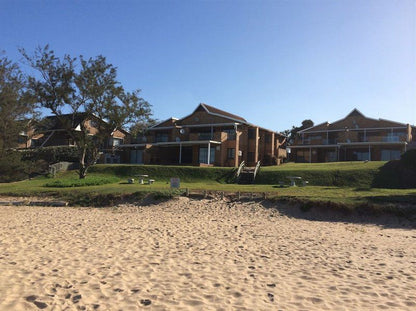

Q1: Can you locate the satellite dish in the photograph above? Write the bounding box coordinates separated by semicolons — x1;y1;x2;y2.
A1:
179;128;185;134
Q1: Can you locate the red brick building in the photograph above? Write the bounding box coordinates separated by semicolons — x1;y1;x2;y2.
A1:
17;113;130;164
121;103;287;167
290;109;416;162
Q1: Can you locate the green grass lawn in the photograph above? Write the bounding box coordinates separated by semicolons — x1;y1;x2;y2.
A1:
1;162;415;207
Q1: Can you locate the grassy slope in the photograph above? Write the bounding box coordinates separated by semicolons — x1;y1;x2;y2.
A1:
1;162;415;206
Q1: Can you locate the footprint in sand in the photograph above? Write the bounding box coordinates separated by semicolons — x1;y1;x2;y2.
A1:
33;301;48;309
140;299;152;306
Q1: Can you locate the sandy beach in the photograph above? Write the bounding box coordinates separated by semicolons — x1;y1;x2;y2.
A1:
0;197;415;310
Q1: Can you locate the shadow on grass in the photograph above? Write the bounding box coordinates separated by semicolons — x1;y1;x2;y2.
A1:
260;197;416;229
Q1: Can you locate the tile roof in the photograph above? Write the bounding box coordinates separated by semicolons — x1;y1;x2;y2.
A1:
201;103;247;122
301;109;409;132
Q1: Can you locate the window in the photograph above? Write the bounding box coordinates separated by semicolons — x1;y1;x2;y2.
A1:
381;150;401;161
112;138;123;146
265;134;272;143
223;129;236;140
227;148;235;159
199;147;215;164
248;129;256;139
353;151;369;161
156;133;169;142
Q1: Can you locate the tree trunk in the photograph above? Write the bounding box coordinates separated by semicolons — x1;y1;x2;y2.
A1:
79;164;88;179
79;145;88;179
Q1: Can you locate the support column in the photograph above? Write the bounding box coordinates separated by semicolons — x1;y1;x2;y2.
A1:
235;127;240;167
179;143;182;164
207;142;211;165
254;127;259;163
271;132;275;156
368;145;371;161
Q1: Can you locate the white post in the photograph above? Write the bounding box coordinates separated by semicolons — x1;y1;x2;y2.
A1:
207;142;211;165
179;143;182;164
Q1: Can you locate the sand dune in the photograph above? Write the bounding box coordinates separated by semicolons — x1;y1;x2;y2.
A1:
0;197;415;310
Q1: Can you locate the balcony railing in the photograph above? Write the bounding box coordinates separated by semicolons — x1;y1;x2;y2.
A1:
299;135;407;145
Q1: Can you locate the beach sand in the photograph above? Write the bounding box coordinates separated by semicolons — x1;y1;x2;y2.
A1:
0;197;415;310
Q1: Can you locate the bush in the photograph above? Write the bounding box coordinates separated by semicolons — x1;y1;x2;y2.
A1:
0;151;28;182
256;169;377;188
21;146;79;164
88;164;236;183
44;176;119;187
372;150;416;188
400;149;416;169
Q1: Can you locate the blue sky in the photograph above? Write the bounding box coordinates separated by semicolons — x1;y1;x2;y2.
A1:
1;0;415;132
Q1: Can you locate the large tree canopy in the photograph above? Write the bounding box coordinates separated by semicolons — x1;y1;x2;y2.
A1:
283;119;314;146
0;55;35;151
21;45;152;178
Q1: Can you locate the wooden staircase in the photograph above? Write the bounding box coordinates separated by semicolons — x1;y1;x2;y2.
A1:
236;161;261;184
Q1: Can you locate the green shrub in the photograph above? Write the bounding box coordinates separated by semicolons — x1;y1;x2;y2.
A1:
0;151;28;182
44;176;119;187
372;150;416;188
21;146;79;164
88;164;236;183
256;169;377;188
400;149;416;169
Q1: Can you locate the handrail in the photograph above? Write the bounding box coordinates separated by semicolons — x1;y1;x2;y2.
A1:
236;161;245;179
253;161;261;180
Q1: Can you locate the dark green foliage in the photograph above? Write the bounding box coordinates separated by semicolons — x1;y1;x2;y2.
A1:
0;55;36;151
44;176;119;187
21;146;79;164
88;164;236;183
400;149;416;169
0;150;48;182
372;150;416;189
283;119;314;146
256;169;378;188
0;151;27;182
20;45;152;179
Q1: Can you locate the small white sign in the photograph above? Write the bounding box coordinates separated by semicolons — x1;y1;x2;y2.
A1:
170;177;180;188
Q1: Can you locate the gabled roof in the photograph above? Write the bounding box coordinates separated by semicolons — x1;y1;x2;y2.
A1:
37;113;89;131
150;117;179;129
148;103;284;136
299;108;410;133
196;103;247;123
35;113;130;135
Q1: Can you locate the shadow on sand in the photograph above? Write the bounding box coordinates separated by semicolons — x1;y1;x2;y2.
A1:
259;199;416;230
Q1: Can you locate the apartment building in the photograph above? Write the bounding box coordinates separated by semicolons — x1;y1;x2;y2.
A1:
290;109;415;162
17;113;130;164
120;103;287;167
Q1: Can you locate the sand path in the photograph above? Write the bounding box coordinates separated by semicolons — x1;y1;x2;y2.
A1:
0;197;415;310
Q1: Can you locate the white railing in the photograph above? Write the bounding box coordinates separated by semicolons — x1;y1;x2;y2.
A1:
236;161;245;180
253;161;261;180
